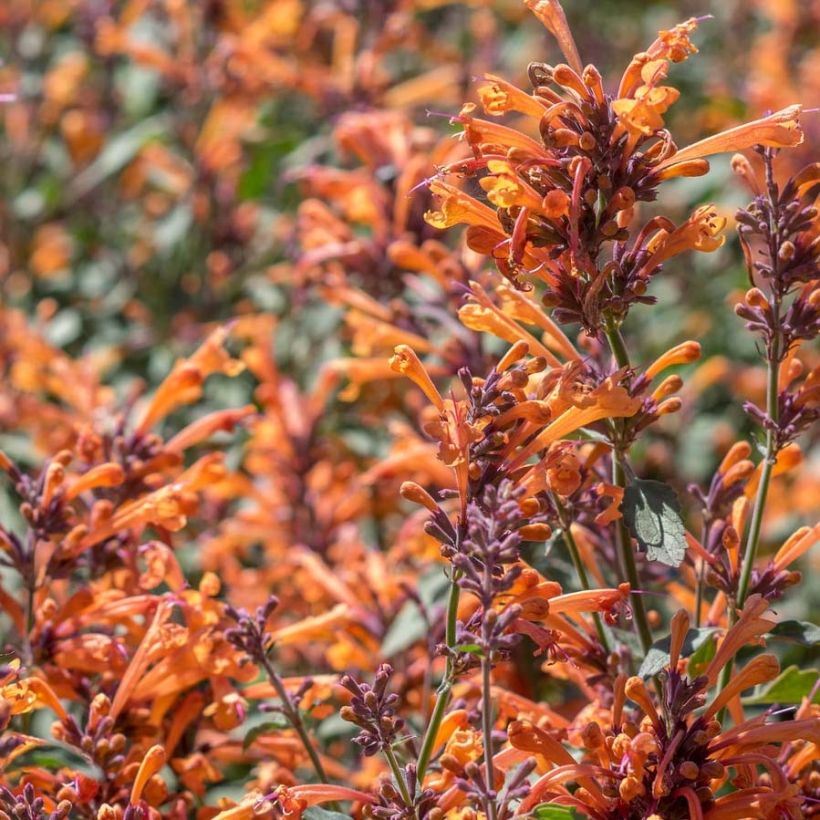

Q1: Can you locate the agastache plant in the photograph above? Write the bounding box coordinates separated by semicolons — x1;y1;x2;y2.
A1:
0;2;817;819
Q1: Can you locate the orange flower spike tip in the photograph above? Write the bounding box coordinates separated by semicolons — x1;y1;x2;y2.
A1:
645;340;701;380
130;744;166;806
519;522;552;541
389;345;444;410
655;397;682;416
525;0;583;75
721;459;755;489
659;105;804;170
64;462;126;501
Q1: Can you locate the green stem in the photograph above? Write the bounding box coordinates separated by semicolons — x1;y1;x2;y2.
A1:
603;324;653;655
259;654;329;784
613;453;653;654
384;745;414;809
558;515;612;653
415;572;460;782
481;655;498;820
717;351;780;706
736;358;779;608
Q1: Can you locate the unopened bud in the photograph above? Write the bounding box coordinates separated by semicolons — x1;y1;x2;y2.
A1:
579;131;596;151
399;481;438;512
518;523;552;541
679;760;700;779
745;287;769;309
777;240;795;261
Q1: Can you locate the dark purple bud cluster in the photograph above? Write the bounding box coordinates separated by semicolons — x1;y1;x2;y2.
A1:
370;765;439;819
735;153;820;300
744;389;819;453
455;480;525;608
444;481;530;669
0;784;71;820
224;595;281;665
747;560;801;603
339;664;405;756
734;149;820;449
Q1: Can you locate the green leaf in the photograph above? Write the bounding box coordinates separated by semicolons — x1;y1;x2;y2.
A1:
303;809;353;820
381;570;449;658
638;627;717;678
687;632;717;677
533;805;584;819
242;716;290;749
621;479;687;567
745;666;820;705
44;309;81;347
454;643;484;655
381;601;427;658
769;620;820;646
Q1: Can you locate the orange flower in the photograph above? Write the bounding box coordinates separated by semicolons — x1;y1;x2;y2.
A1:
640;205;727;273
424;178;503;233
659;105;804;170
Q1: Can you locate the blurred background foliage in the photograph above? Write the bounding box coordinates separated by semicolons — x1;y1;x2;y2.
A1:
0;0;817;643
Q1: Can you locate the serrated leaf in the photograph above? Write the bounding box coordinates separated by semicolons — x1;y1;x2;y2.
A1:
242;716;290;749
769;620;820;646
533;805;584;819
638;627;717;678
745;666;820;705
621;479;687;567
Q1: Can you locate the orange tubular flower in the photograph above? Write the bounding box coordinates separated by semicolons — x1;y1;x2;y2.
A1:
638;205;727;274
511;373;642;467
130;745;166;806
658;104;805;170
424;178;505;234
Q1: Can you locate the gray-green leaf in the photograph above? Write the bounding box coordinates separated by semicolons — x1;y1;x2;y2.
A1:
769;620;820;646
621;479;687;567
638;627;717;678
